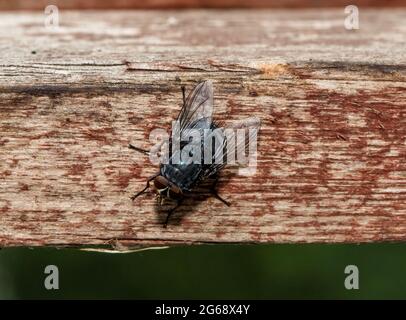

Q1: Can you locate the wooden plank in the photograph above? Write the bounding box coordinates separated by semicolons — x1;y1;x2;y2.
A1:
0;0;405;10
0;9;405;249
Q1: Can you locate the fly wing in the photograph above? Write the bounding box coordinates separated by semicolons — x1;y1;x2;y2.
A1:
177;80;213;132
151;81;213;163
199;117;261;179
156;81;214;165
173;80;214;160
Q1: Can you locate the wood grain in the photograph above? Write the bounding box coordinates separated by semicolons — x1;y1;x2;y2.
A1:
0;9;405;249
0;0;404;10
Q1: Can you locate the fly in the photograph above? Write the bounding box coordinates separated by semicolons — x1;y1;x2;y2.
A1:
129;80;259;227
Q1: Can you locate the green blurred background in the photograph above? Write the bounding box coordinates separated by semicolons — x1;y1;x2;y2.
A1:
1;244;406;299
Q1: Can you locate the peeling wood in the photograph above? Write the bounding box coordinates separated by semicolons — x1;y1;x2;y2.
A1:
0;10;405;249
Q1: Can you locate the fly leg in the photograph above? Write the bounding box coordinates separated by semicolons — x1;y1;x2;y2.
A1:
181;86;186;106
129;143;149;155
210;176;231;207
129;140;168;160
131;173;159;201
163;199;183;228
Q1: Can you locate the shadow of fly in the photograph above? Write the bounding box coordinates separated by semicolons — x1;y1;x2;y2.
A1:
129;80;260;227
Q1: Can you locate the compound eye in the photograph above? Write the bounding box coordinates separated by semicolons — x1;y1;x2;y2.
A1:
168;187;183;200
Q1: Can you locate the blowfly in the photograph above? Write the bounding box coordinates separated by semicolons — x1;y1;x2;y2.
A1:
129;80;259;227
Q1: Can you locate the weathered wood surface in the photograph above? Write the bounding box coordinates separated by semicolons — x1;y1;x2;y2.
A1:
0;0;404;10
0;10;405;248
